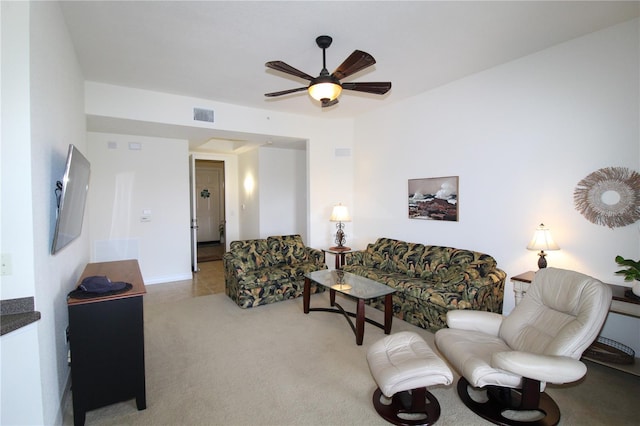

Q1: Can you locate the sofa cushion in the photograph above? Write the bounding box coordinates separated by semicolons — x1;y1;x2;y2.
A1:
267;234;309;264
237;266;290;289
362;251;388;269
341;265;389;283
362;237;399;270
367;237;398;258
278;262;326;278
389;241;425;277
416;246;468;278
467;252;498;277
228;239;276;272
361;251;387;269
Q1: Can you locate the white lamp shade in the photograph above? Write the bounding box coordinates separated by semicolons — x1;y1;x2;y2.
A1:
526;224;560;251
330;204;351;222
308;82;342;102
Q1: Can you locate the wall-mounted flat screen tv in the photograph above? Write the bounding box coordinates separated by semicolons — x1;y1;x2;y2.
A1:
51;144;91;255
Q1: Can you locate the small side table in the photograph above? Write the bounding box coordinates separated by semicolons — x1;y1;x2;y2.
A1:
323;247;352;269
510;271;535;305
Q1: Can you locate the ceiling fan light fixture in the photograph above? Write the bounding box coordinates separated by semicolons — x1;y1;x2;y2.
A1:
308;77;342;102
265;35;391;107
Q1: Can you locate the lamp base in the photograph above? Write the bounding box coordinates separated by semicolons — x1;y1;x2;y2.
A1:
538;251;548;269
334;226;347;249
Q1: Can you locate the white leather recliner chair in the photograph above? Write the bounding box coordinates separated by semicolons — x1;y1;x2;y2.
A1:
435;267;612;426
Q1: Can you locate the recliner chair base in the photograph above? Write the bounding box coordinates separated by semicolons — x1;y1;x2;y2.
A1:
372;387;441;426
457;377;561;426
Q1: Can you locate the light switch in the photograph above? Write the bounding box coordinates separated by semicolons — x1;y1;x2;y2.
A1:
1;253;12;276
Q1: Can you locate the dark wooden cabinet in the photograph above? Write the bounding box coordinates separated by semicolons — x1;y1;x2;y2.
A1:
67;260;146;426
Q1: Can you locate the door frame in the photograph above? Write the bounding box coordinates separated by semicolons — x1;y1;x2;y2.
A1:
194;160;225;242
189;152;237;272
189;155;199;272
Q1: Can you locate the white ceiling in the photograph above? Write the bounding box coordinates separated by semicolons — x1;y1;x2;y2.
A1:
60;1;639;151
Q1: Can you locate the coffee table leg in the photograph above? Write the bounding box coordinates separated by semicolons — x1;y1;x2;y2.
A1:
303;277;311;314
356;298;365;345
330;288;336;306
384;293;393;334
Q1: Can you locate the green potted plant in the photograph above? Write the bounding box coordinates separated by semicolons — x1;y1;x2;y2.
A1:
615;255;640;296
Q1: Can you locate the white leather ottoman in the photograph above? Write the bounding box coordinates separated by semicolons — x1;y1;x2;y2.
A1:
367;331;453;425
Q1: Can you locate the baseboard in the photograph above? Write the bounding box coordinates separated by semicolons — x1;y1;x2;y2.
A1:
144;272;193;285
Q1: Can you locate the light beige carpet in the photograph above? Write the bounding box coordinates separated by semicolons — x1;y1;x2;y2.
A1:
62;292;639;425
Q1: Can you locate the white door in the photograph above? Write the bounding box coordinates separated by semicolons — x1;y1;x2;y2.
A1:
189;155;199;272
196;165;223;242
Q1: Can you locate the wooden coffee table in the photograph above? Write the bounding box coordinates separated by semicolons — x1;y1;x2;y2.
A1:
303;269;395;345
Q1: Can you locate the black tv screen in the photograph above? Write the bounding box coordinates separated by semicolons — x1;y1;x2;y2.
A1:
51;144;91;255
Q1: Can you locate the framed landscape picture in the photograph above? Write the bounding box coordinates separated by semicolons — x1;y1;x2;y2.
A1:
408;176;459;221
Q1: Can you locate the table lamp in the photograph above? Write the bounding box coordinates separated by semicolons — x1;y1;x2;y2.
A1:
526;223;560;269
330;203;351;250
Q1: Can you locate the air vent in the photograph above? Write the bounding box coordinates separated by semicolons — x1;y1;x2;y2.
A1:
193;108;214;123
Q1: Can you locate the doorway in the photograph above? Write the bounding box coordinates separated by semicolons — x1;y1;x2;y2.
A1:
195;160;225;242
191;159;226;268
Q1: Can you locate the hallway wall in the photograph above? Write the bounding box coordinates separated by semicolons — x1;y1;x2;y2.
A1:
87;132;192;284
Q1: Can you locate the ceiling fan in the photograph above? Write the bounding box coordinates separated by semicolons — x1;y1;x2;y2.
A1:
265;35;392;108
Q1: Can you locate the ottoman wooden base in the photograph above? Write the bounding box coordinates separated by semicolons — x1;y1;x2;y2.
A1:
372;386;441;426
367;331;453;426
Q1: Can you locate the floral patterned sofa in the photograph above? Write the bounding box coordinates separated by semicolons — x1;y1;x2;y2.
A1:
342;237;506;331
223;234;327;308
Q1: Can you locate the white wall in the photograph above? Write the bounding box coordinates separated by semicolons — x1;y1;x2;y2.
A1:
87;132;192;284
236;146;308;241
1;1;88;424
238;148;260;240
259;147;307;240
0;2;43;424
84;82;355;249
31;2;89;422
353;19;640;352
323;142;356;248
1;0;35;300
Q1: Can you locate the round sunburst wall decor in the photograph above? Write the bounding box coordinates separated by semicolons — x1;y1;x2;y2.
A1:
573;167;640;229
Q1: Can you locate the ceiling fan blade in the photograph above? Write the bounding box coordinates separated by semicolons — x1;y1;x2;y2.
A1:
332;50;376;80
341;82;391;95
322;98;339;108
265;61;315;81
265;87;308;97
